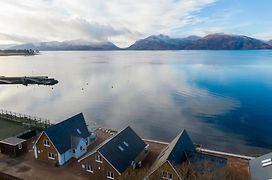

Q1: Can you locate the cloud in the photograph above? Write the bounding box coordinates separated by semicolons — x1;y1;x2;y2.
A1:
0;33;40;43
0;0;217;47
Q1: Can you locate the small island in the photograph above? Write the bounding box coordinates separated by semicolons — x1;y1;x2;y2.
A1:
0;49;39;56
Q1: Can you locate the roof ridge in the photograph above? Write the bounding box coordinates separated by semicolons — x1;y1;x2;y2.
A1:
45;112;83;132
97;126;130;151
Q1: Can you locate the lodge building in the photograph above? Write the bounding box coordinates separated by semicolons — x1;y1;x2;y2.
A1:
33;113;96;166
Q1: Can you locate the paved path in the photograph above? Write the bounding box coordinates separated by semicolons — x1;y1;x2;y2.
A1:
198;148;255;160
143;138;255;160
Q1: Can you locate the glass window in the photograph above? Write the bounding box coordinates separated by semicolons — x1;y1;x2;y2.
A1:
18;143;22;150
107;171;114;179
162;171;173;180
87;165;93;173
48;152;55;160
44;139;50;147
96;154;102;163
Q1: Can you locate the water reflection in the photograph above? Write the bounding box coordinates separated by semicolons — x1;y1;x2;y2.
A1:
0;50;272;155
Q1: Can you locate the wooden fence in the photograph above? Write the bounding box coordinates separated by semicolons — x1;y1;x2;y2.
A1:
0;109;52;129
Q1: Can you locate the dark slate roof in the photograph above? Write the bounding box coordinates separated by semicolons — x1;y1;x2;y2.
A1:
44;113;91;154
98;126;147;173
167;130;196;164
249;152;272;180
185;151;227;173
148;130;196;175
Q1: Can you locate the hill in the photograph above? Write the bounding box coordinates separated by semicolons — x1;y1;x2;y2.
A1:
186;34;271;50
127;35;201;50
9;40;120;51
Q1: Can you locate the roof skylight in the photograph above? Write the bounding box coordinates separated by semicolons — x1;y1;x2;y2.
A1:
262;158;272;167
123;141;129;147
118;145;124;152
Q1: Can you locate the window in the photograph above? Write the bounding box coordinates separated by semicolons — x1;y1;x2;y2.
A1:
82;164;85;169
44;139;50;147
77;129;82;134
73;149;76;153
107;171;114;179
145;144;149;153
123;141;129;147
86;138;88;146
80;146;83;151
48;152;55;160
162;171;173;180
96;154;102;163
87;165;93;173
18;143;22;150
118;145;124;152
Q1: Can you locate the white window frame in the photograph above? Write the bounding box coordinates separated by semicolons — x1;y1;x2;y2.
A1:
96;154;103;163
18;143;22;150
44;139;50;147
48;152;55;160
86;165;93;173
162;171;173;180
107;171;114;179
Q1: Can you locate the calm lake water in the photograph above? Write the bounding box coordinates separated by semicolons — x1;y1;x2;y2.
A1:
0;50;272;155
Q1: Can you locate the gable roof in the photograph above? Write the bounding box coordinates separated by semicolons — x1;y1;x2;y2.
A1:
99;126;147;173
249;152;272;180
148;130;196;176
44;113;91;154
167;130;196;163
79;126;147;173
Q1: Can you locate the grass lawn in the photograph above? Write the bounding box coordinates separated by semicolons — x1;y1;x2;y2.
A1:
0;52;30;56
0;118;28;140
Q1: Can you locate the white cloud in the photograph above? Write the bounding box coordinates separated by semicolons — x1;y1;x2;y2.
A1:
0;0;217;47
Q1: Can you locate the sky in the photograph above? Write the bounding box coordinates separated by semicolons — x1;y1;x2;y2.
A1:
0;0;271;47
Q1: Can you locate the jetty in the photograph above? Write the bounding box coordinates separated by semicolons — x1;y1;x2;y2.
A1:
0;76;58;86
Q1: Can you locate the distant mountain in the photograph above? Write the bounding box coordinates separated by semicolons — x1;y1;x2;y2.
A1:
127;34;201;50
3;34;272;51
0;44;17;50
128;33;272;50
186;34;271;50
9;40;120;51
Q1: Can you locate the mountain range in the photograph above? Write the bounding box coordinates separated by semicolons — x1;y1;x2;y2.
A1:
2;33;272;51
127;34;271;50
7;40;119;51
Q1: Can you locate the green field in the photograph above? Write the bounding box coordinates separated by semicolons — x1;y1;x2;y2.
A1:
0;52;34;56
0;118;28;140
